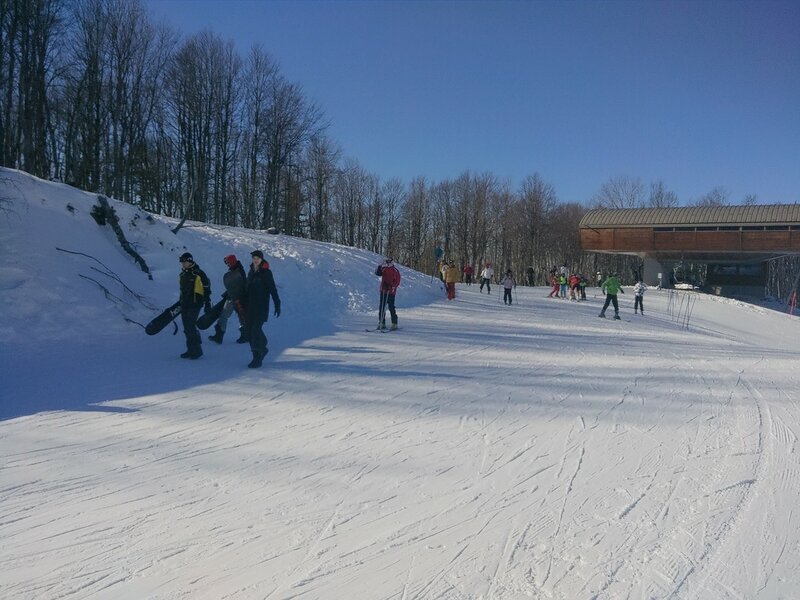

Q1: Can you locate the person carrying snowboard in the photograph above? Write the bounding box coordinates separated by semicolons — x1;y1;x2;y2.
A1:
501;269;516;304
178;252;211;359
209;254;248;344
633;279;647;315
599;272;624;320
245;250;281;368
375;257;401;329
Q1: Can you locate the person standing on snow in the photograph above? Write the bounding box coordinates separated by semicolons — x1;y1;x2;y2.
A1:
209;254;248;345
633;280;647;315
526;266;535;286
245;250;281;368
547;273;560;298
444;260;459;300
501;270;516;304
599;272;625;319
568;273;581;300
558;272;568;298
463;264;474;286
480;262;494;294
375;257;401;329
178;252;211;359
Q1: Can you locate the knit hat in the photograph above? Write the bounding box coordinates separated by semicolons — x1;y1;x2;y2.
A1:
224;254;237;267
178;252;193;263
251;250;265;260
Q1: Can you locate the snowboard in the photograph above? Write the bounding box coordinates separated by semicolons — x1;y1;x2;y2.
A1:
145;301;182;335
197;298;227;330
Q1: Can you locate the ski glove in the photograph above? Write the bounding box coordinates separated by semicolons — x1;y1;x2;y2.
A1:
274;306;281;317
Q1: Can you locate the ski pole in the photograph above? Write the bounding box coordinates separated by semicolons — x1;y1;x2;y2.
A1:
379;291;388;327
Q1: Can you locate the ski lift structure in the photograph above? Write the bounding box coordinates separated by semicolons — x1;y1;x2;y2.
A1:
579;205;800;299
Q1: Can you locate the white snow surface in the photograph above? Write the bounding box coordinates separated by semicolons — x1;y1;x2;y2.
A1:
1;168;800;599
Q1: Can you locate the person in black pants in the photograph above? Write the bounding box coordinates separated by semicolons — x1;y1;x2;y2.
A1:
245;250;281;368
178;252;211;359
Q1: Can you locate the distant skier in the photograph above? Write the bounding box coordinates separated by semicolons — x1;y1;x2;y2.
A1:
578;275;587;300
245;250;281;368
599;272;625;320
547;274;560;298
634;280;647;315
480;262;494;294
501;270;516;304
209;254;248;344
526;266;535;286
558;273;568;298
178;252;211;359
568;273;581;300
444;260;459;300
375;257;401;330
463;264;474;286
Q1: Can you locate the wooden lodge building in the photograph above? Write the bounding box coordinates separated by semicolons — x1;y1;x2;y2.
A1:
579;205;800;296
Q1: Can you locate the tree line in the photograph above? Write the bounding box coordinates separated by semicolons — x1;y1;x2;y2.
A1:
2;0;796;296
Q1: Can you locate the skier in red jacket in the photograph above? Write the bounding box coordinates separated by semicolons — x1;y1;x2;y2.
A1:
375;257;401;330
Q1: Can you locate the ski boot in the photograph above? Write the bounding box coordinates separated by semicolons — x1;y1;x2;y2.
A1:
613;313;621;320
598;311;606;318
248;349;268;368
390;323;398;331
208;325;224;344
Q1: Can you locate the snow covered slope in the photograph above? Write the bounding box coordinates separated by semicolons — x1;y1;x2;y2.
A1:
1;169;800;599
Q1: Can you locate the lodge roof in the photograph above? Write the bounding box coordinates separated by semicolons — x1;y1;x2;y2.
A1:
579;204;800;229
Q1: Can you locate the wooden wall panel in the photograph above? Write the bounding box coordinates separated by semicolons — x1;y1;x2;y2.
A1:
581;226;800;254
612;229;654;251
742;231;791;251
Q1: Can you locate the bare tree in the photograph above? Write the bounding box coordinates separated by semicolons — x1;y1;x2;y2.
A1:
303;133;341;241
592;175;645;209
742;194;758;206
696;186;729;206
261;76;324;229
648;179;678;208
381;177;404;257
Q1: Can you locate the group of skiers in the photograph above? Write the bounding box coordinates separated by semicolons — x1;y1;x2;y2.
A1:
436;260;520;304
544;265;648;319
547;267;588;301
173;249;649;366
176;250;280;368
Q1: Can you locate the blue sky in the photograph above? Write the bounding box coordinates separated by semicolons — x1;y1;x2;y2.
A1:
145;0;800;205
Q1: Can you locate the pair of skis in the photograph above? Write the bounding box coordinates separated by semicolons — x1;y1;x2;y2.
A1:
366;291;399;332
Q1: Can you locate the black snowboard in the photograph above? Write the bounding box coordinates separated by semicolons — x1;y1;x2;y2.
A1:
145;301;182;335
197;298;226;330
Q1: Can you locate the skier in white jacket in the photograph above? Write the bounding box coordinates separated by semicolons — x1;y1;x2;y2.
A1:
633;280;647;315
480;263;494;294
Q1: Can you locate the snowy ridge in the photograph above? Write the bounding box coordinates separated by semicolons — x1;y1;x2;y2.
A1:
1;169;800;599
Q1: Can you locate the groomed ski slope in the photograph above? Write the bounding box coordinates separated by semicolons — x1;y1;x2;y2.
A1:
1;169;800;599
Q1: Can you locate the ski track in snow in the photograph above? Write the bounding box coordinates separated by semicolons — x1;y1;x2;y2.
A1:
2;172;800;599
3;285;799;599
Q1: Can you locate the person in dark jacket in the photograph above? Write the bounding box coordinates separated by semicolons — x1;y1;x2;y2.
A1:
178;252;211;359
209;254;248;344
245;250;281;368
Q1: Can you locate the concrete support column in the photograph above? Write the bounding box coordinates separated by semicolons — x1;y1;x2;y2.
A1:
643;257;668;288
